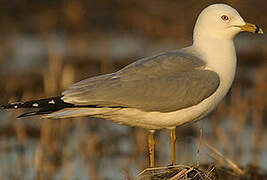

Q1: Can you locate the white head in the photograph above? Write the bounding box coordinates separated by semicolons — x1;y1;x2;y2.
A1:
193;4;263;42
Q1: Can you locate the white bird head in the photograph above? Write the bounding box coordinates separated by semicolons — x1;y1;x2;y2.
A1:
193;4;263;41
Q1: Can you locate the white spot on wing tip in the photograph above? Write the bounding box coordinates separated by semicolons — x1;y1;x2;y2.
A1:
49;100;55;104
14;105;18;109
33;103;39;107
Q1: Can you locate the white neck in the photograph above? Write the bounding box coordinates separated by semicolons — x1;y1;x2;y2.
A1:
192;36;237;91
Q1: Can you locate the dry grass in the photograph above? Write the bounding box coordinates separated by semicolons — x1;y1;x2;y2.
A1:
135;165;215;180
134;139;267;180
134;164;267;180
0;0;266;179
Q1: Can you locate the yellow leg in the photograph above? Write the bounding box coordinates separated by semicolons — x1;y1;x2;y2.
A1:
148;130;155;168
170;128;176;166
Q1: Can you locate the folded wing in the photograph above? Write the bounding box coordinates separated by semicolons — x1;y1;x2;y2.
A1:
62;50;220;112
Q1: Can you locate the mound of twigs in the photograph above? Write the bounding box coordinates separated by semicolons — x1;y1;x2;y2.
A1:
135;165;214;180
135;164;267;180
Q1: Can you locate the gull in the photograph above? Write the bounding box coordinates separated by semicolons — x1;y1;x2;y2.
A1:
2;4;263;168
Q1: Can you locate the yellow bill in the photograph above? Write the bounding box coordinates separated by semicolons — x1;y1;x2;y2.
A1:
236;22;263;34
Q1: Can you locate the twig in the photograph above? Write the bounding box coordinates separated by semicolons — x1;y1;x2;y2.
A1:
197;128;203;167
134;164;190;179
203;140;244;175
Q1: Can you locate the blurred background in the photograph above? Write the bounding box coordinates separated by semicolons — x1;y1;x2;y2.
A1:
0;0;266;179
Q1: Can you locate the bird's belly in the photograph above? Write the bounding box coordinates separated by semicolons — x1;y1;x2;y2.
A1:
97;84;228;130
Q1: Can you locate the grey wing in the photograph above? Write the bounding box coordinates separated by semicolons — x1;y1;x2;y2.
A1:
62;50;220;112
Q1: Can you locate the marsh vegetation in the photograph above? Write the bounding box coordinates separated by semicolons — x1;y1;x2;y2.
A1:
0;0;266;179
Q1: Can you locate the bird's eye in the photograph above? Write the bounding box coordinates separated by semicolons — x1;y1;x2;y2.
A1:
221;15;229;21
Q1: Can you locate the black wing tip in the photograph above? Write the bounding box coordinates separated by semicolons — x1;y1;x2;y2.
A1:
1;96;68;118
0;103;34;118
1;96;67;110
1;102;22;109
2;96;127;119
